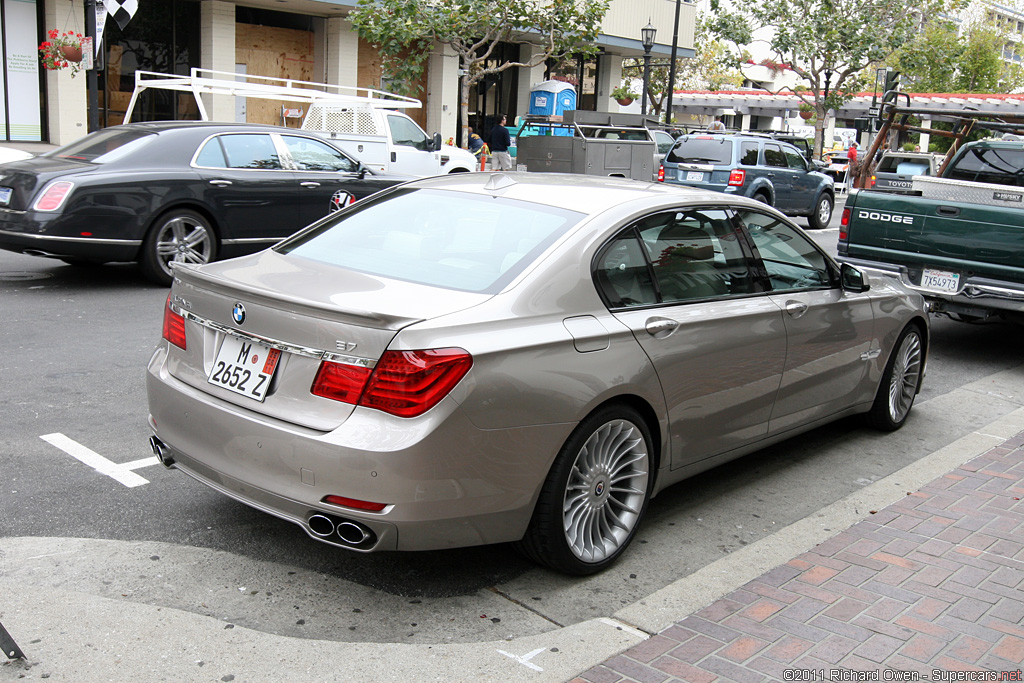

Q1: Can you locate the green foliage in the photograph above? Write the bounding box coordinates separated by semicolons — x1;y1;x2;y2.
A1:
349;0;609;97
893;19;1024;93
611;84;638;100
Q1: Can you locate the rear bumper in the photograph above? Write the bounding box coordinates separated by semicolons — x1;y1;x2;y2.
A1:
145;345;573;552
838;255;1024;316
0;228;141;262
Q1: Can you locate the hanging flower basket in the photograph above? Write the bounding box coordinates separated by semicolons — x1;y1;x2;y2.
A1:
616;97;635;106
799;109;814;120
38;29;85;77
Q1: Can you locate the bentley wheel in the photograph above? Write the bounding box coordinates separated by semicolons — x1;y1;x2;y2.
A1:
867;324;924;431
517;405;652;575
140;209;216;286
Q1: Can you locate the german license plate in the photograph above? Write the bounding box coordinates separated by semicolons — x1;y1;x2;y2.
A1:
685;171;704;181
208;335;281;401
0;187;11;206
921;268;960;294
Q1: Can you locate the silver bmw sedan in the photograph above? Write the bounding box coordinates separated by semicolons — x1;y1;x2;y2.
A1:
146;172;928;575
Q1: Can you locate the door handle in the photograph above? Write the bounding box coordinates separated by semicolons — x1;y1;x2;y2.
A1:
936;206;960;217
208;179;232;187
300;181;320;188
645;317;679;338
785;301;808;318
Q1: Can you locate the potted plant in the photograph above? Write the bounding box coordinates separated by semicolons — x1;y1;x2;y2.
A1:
38;29;85;77
611;84;638;106
798;102;814;121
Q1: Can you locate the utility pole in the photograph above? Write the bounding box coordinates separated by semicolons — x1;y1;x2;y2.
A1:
663;0;681;125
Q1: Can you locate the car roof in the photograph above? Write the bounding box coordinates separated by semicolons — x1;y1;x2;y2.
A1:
399;172;763;217
111;121;319;135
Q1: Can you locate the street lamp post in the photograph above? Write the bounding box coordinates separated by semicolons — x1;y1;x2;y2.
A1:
641;21;656;117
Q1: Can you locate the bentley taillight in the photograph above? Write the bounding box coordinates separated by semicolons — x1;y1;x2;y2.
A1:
33;181;74;211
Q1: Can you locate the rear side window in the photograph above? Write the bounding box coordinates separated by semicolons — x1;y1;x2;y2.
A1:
276;189;583;293
764;144;786;168
217;134;283;170
739;142;759;166
666;138;732;165
945;147;1024;187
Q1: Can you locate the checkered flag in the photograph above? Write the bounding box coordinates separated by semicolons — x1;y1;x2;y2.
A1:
106;0;138;30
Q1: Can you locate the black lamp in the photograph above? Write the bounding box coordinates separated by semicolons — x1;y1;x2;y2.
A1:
641;21;656;116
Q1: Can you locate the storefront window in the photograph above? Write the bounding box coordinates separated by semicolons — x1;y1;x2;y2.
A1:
2;0;44;141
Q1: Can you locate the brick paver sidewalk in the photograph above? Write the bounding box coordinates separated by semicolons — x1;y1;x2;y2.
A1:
575;433;1024;682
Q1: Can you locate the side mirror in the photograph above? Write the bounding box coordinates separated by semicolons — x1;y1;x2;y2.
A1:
432;132;442;152
840;263;870;293
357;163;368;180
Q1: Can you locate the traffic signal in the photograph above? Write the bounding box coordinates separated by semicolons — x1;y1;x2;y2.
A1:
884;69;901;95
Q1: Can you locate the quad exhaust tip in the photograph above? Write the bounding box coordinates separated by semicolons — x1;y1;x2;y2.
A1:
149;436;175;467
307;513;374;547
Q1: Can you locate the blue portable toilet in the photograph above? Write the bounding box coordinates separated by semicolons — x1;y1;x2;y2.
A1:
529;80;577;116
529;81;577;136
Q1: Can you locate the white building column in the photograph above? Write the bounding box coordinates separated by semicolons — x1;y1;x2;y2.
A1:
200;0;235;121
426;42;459;142
516;43;547;120
601;54;623;113
325;17;359;87
919;116;931;152
45;0;87;145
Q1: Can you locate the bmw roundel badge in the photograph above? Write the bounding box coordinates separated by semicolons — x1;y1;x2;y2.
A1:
232;303;246;325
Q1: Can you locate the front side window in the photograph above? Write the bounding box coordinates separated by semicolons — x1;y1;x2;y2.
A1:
282;136;359;173
737;211;832;291
387;115;430;151
784;147;806;170
216;134;283;170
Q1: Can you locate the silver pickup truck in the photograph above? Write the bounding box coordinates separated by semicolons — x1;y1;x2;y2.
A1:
869;151;939;192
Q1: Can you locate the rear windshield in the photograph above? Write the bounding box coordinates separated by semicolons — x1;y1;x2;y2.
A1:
666;138;732;165
48;129;154;163
945;146;1024;187
877;156;929;174
276;188;584;293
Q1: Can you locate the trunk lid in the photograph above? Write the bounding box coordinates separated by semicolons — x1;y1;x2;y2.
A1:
165;250;490;431
0;157;94;211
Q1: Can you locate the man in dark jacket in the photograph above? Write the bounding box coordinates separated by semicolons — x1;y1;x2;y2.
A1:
489;114;512;171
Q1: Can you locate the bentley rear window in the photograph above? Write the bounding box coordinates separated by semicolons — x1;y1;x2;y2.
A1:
276;189;583;293
49;129;154;163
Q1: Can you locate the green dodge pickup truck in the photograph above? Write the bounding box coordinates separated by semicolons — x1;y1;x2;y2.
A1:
837;138;1024;322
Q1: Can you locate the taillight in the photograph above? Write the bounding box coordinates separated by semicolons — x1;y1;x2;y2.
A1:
840;207;851;227
311;361;372;404
728;169;746;186
33;181;74;211
323;494;387;512
657;163;665;182
312;348;472;418
162;294;187;350
870;175;876;188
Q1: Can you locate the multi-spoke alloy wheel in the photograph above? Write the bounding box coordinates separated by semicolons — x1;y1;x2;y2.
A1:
868;324;924;431
517;405;653;575
141;209;216;285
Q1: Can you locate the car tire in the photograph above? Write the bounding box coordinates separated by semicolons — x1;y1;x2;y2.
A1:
867;323;924;431
516;404;653;575
809;193;834;230
753;191;771;206
139;209;217;286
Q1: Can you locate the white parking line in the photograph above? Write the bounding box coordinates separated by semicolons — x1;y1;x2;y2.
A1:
40;433;160;488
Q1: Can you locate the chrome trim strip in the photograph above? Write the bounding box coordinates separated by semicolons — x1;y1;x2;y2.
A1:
0;229;142;246
0;208;27;215
170;303;377;368
220;237;283;245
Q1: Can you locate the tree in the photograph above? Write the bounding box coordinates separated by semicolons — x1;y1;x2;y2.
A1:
710;0;961;156
349;0;610;147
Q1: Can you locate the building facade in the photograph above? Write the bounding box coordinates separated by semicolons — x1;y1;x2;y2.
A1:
8;0;697;147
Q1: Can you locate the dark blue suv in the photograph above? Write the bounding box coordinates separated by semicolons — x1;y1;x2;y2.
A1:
659;134;835;229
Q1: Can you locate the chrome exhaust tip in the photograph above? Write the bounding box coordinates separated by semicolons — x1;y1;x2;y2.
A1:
336;521;371;545
149;436;175;467
307;514;336;538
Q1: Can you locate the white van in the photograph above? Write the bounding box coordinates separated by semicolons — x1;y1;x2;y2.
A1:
125;69;476;177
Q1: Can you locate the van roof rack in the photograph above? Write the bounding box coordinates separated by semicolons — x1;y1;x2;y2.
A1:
125;68;421;124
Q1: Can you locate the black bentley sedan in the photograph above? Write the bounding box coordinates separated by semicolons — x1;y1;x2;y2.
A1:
0;122;410;284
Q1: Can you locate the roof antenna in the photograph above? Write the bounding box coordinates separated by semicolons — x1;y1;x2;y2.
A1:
483;173;517;191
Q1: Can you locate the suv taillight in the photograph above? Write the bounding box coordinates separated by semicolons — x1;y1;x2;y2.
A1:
728;169;746;186
870;175;876;188
162;294;187;350
657;163;665;182
33;181;74;211
312;348;472;418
